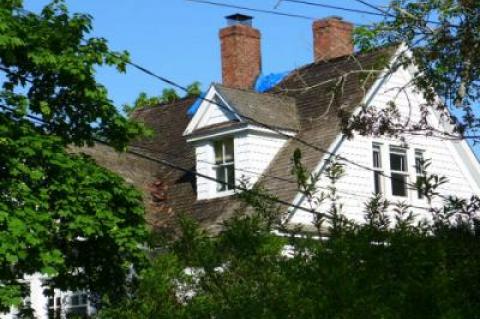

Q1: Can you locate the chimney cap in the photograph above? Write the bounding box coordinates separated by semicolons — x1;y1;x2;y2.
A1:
226;13;253;27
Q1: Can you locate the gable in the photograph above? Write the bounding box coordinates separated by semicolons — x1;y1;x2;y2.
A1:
197;96;238;129
184;86;240;136
286;46;480;228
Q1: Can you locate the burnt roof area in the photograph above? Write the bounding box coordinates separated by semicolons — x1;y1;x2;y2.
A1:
80;46;396;234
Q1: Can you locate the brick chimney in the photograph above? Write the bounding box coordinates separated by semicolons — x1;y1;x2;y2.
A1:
220;14;261;90
313;16;354;62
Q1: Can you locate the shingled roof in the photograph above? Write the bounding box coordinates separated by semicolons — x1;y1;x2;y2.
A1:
80;46;396;233
214;84;299;131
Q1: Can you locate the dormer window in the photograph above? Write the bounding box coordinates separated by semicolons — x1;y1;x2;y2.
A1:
214;138;235;192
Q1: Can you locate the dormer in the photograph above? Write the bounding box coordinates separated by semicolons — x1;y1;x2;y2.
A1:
184;84;299;200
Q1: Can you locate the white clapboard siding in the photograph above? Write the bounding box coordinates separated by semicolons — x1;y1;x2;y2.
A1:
290;65;479;226
195;131;288;200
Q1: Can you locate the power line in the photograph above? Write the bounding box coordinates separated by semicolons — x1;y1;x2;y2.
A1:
0;8;459;203
282;0;385;17
0;44;459;203
0;103;436;213
0;104;323;217
186;0;316;20
187;0;372;27
2;40;448;202
123;57;435;198
352;0;393;17
128;145;435;212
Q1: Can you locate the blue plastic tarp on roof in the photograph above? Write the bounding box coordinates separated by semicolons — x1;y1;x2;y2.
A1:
187;71;290;116
254;71;290;93
187;92;206;117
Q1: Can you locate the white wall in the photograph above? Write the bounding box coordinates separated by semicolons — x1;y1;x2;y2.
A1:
195;99;237;130
1;276;94;319
289;65;480;227
194;131;288;200
235;131;289;186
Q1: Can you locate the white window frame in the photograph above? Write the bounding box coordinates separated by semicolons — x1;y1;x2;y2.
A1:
372;143;384;195
213;137;235;194
389;146;409;198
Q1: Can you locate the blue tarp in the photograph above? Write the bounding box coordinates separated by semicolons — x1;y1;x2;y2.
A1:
186;71;290;116
254;71;290;93
187;92;206;117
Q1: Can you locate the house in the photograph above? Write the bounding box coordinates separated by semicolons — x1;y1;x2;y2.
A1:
8;13;480;318
85;14;480;233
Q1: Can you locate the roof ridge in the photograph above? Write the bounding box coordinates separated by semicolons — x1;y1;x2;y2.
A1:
276;44;399;88
131;95;197;116
213;83;296;101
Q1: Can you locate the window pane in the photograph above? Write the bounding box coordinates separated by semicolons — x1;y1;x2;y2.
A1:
226;165;235;190
216;166;226;191
66;306;88;317
391;173;407;197
416;176;424;199
224;138;234;162
214;141;223;164
390;152;407;172
70;295;79;306
374;171;382;194
415;151;424;174
373;149;381;168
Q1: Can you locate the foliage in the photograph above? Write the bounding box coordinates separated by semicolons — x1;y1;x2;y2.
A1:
100;150;480;319
355;0;480;137
0;0;148;311
122;81;202;116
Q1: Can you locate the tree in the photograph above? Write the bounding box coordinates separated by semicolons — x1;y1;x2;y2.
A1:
98;167;480;319
123;82;202;116
0;0;147;311
353;0;480;139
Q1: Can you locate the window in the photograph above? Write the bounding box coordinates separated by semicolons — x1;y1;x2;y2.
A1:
66;292;89;318
214;138;235;192
390;147;408;197
372;144;383;194
415;150;425;199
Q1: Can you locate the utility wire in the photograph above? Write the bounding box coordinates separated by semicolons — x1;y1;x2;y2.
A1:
282;0;385;17
0;7;458;202
186;0;316;20
352;0;393;17
187;0;371;27
0;43;459;203
127;144;435;212
0;103;436;213
123;57;441;199
1;44;454;203
0;104;322;216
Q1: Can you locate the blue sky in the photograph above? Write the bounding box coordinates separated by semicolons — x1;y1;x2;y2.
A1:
24;0;387;107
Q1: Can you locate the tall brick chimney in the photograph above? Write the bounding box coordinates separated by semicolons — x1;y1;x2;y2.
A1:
313;16;354;62
220;14;261;90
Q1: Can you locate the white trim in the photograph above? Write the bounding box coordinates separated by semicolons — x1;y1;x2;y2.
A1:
186;124;296;143
424;88;480;194
183;85;241;136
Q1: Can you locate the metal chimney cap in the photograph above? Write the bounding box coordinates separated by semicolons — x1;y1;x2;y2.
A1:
226;13;253;27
